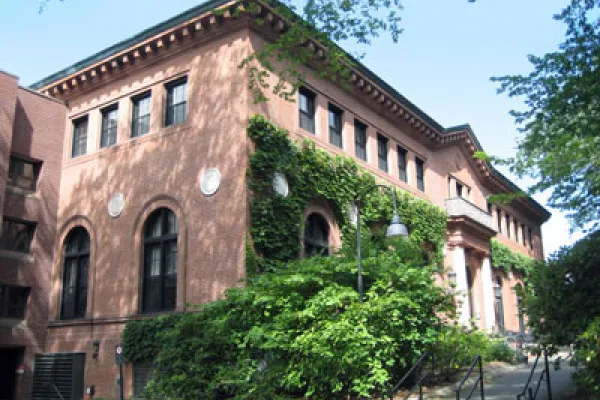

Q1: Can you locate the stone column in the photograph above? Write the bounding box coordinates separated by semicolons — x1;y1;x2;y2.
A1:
481;256;496;333
452;245;471;326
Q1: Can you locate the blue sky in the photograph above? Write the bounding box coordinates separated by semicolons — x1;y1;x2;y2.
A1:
0;0;582;256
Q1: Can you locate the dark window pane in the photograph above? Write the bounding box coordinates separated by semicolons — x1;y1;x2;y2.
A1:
72;117;88;157
0;285;30;318
132;93;151;137
497;211;503;233
328;104;343;148
354;120;367;161
0;218;35;253
304;213;329;257
299;88;315;134
8;156;41;191
100;106;118;148
397;146;407;182
416;157;425;191
506;215;511;238
143;208;178;313
60;227;90;320
377;134;388;172
165;78;187;126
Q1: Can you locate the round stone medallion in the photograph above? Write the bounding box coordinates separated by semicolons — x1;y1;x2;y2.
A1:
272;172;289;197
200;168;221;196
108;193;125;218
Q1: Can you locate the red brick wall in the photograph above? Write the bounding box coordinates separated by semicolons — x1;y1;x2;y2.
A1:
0;78;66;399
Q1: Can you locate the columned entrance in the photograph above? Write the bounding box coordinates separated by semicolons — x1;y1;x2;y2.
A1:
445;199;497;330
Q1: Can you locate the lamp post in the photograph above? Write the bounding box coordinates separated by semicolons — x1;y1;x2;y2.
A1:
356;185;409;302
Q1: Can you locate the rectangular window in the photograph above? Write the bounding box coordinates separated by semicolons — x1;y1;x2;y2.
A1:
71;116;88;158
397;146;407;182
456;182;464;198
354;120;367;161
328;104;343;148
132;92;151;137
514;220;519;242
100;105;118;148
522;225;527;245
497;210;502;233
415;157;425;191
377;134;388;172
0;218;35;253
487;202;493;214
506;215;511;238
0;285;30;319
165;77;187;126
299;87;316;134
528;227;533;248
8;156;41;192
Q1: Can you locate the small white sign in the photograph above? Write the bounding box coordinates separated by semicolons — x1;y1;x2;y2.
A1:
272;172;289;197
349;202;359;227
108;193;125;218
200;168;221;196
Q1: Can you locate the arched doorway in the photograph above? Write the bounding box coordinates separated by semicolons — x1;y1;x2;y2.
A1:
303;213;330;257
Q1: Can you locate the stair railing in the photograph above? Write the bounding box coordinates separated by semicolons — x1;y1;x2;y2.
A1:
455;355;484;400
516;348;552;400
385;352;433;400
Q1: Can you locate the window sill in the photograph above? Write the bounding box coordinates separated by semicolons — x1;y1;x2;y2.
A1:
0;250;34;263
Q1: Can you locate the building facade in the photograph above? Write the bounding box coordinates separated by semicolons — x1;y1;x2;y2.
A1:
1;1;549;398
0;70;65;400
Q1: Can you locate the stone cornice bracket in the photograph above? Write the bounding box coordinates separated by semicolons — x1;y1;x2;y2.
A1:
39;1;248;99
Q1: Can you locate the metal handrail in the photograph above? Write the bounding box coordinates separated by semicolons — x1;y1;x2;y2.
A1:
386;352;432;400
456;355;484;400
516;349;552;400
51;384;66;400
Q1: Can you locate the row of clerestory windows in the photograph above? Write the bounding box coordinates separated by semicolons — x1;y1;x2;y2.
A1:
70;77;187;158
299;86;426;192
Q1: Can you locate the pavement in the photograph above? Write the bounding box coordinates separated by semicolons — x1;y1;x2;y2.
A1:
398;353;577;400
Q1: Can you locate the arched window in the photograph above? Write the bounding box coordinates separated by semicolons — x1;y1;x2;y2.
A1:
494;277;505;333
61;227;90;320
515;283;525;333
466;266;475;320
303;213;329;257
142;208;177;313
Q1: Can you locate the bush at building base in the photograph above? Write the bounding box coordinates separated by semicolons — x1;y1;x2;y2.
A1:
124;239;453;399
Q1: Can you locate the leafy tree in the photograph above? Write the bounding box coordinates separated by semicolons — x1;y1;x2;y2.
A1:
493;0;600;230
525;231;600;394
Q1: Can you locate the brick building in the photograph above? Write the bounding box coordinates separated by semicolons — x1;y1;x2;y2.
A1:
0;70;65;400
1;0;550;398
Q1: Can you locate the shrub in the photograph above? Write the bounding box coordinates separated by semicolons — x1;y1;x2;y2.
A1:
432;325;518;381
124;240;453;399
573;317;600;397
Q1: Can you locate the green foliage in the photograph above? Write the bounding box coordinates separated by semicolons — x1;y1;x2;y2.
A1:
239;0;405;102
432;325;517;381
526;230;600;394
247;114;448;271
122;314;181;363
573;317;600;397
126;243;452;399
526;231;600;347
493;0;600;230
490;239;536;274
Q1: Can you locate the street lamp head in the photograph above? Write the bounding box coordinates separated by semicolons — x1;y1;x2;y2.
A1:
386;213;409;238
